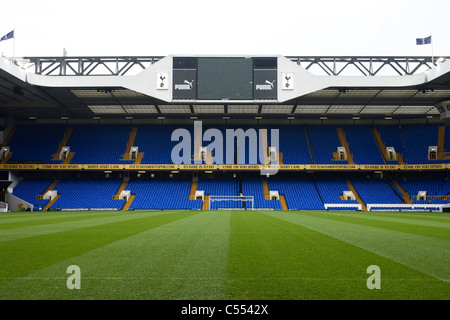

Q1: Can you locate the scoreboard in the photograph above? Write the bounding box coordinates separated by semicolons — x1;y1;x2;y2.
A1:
198;58;253;100
172;57;277;101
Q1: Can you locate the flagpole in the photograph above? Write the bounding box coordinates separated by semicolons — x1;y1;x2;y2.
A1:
0;30;15;60
13;29;15;59
431;34;434;66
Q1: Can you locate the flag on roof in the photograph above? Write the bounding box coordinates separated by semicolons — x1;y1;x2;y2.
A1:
0;30;14;42
416;35;432;45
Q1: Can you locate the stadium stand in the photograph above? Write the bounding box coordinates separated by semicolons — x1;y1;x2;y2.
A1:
443;125;450;163
11;174;449;212
196;178;240;209
400;124;440;164
11;178;54;208
375;125;405;164
3;123;447;166
1;54;449;213
242;179;282;210
267;178;324;210
127;178;202;210
343;126;384;164
352;179;404;204
7;125;68;164
307;125;347;164
436;179;450;203
4;122;449;212
315;179;360;206
49;178;126;210
67;125;134;164
134;125;189;164
396;178;449;204
273;125;313;164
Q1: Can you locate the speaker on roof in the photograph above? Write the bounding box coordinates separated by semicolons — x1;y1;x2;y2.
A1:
436;100;450;120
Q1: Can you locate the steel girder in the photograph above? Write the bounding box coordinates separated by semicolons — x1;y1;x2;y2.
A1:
21;56;449;77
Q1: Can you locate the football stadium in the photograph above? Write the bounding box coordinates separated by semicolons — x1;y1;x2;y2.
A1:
0;53;449;304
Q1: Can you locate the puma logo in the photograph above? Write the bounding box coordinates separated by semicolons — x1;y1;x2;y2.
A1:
184;80;195;88
265;80;275;88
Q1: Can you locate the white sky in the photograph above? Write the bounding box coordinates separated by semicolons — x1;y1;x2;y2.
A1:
0;0;449;58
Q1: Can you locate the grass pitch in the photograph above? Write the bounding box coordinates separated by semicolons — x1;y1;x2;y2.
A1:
0;210;449;300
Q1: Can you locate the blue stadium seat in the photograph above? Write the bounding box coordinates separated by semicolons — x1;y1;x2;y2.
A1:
268;178;324;210
351;179;404;205
242;179;282;210
12;178;54;207
315;179;359;205
307;126;347;164
127;179;202;210
197;178;239;209
8;125;68;164
67;125;134;164
50;179;125;210
400;124;440;164
343;126;384;164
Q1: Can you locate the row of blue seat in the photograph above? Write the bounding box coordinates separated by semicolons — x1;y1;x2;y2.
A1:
6;124;448;165
11;177;450;211
127;179;202;210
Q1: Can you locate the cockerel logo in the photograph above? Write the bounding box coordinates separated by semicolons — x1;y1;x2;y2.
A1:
284;75;291;88
159;75;166;88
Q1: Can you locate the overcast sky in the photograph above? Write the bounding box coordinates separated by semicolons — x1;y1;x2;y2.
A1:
0;0;449;58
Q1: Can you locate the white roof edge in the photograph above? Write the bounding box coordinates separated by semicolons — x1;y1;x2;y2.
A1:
1;55;449;104
426;59;450;82
0;56;28;83
277;57;450;103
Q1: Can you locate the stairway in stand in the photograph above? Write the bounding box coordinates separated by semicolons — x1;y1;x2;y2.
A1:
336;127;354;164
113;180;129;200
189;180;198;200
346;181;367;211
122;127;138;160
121;195;135;211
52;127;74;160
262;180;270;200
392;181;412;204
202;195;210;210
279;195;288;211
437;125;446;160
42;195;61;212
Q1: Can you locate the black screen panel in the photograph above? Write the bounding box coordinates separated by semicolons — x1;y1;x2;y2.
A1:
197;58;253;100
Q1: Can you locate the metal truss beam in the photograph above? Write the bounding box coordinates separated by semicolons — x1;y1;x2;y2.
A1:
286;56;449;76
21;56;449;77
23;56;164;76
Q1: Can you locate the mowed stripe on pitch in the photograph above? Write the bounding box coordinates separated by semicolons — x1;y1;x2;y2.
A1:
300;211;450;240
0;211;125;227
227;211;449;299
0;211;197;285
0;211;231;300
263;211;450;283
0;211;179;242
1;211;449;300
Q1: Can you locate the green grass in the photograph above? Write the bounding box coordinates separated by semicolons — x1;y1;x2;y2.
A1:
0;210;449;300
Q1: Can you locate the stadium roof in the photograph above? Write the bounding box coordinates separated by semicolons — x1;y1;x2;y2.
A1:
0;55;449;121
